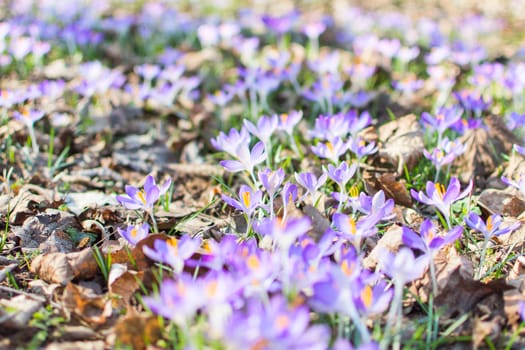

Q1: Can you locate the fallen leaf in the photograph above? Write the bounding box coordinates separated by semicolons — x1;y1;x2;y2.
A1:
31;253;74;285
377;114;425;173
44;340;105;350
0;295;43;329
108;263;144;305
453;127;500;187
110;312;161;350
62;283;113;326
367;172;413;207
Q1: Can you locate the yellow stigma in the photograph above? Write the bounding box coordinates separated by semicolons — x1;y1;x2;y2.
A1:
281;113;289;123
348;217;357;235
487;216;493;231
361;285;373;308
130;228;138;237
168;237;179;250
137;190;147;205
205;280;218;297
247;254;260;270
436;113;444;121
434;183;446;199
203;241;213;254
349;185;359;198
341;259;353;276
22;107;30;118
275;314;290;331
326;141;335;154
436;150;444;160
242;191;251;208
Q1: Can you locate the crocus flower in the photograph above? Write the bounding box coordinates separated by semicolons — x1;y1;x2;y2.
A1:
411;177;472;228
403;219;462;255
466;212;520;279
224;296;329;350
210;127;250;156
244;114;278;145
358;191;395;220
325;161;358;189
295;172;327;204
221;184;263;217
277;110;303;136
219;141;267;176
501;175;525;198
143;234;201;274
143;273;203;326
281;182;298;220
258;167;285;197
255;216;311;252
421;106;463;142
117;223;150;246
116;175;171;213
379;247;428;285
465;213;520;240
348;137;378;162
311;137;349;164
12;108;44;127
332;212;381;250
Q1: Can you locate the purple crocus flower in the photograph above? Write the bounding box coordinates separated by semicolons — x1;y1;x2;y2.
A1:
117;223;150;246
421;106;463;142
134;63;161;83
244;114;279;145
281;182;298;220
261;11;298;35
143;273;203;326
358;191;395;220
221;184;263;217
258;167;285;197
332;212;381;249
116;175;171;213
219;141;266;175
348;137;377;162
12;108;44;127
392;76;424;94
208;89;234;107
411;177;473;228
379;247;428;285
295;172;327;203
501;175;525;198
143;234;201;274
453;89;491;116
325;161;358;188
210;127;250;156
311;137;349;164
403;219;462;255
277;110;303;136
225;296;329;350
465;213;520;240
255;216;311;252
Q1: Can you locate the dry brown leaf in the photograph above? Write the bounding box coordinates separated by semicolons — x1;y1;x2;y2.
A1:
31;253;75;285
62;283;113;326
0;295;44;329
110;312;161;350
108;263;144;304
478;188;524;216
377;114;424;173
453;127;499;186
428;248;513;318
367;172;413;207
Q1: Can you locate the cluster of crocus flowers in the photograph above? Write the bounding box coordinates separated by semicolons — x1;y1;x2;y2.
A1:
116;175;171;233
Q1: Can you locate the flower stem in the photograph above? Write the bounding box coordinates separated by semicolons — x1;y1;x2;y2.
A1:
476;238;489;280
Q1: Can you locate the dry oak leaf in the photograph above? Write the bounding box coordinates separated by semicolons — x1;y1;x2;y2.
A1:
110;312;161;350
0;294;44;329
428;247;513;319
108;263;144;305
62;283;113;326
31;248;99;285
453;117;515;187
377;114;424;173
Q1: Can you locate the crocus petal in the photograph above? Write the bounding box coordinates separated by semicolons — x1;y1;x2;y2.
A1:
220;159;246;172
402;227;427;252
